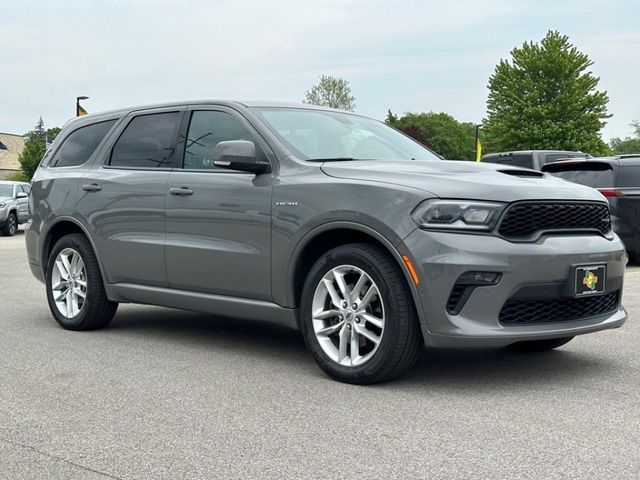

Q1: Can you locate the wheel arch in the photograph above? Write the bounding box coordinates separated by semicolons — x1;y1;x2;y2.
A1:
287;221;428;331
41;217;109;288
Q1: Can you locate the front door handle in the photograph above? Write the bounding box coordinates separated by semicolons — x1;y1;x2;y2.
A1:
82;184;102;192
169;187;194;196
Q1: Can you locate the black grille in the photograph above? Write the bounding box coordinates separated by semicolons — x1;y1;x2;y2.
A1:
446;283;468;314
499;290;619;325
498;202;610;239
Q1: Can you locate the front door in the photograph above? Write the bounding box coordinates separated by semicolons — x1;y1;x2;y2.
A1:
165;108;273;300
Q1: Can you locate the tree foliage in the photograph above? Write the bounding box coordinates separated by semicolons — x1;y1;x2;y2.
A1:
303;75;356;111
610;120;640;155
18;117;61;180
483;30;611;156
387;111;477;160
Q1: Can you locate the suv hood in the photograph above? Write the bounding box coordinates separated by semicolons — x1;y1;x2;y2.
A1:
320;160;605;203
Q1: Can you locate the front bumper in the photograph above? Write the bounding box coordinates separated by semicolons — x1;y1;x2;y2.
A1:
403;229;627;348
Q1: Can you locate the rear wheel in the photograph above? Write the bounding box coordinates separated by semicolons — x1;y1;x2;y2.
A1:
300;243;422;384
506;336;574;352
1;213;17;236
46;233;118;330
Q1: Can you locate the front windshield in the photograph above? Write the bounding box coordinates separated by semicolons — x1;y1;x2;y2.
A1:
0;185;13;198
253;108;441;161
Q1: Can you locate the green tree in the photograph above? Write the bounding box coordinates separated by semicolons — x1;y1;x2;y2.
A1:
386;111;477;160
303;75;356;111
18;117;61;180
610;120;640;155
483;30;611;156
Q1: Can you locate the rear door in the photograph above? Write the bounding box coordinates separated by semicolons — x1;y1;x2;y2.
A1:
76;108;185;287
164;106;273;300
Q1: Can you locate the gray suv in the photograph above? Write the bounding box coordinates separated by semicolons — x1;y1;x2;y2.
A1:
0;180;30;236
26;101;627;384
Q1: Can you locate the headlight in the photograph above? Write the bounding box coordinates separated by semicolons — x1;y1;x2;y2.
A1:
411;199;506;231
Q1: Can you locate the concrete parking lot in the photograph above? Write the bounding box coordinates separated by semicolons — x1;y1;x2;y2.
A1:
1;229;639;479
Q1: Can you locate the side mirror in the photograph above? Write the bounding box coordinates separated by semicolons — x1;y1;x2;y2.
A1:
16;192;28;199
214;140;271;174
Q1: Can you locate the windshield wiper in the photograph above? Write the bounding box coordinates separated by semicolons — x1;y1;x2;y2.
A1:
306;157;360;162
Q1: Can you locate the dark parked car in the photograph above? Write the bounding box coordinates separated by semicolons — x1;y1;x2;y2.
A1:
25;101;627;384
481;150;590;170
542;157;640;261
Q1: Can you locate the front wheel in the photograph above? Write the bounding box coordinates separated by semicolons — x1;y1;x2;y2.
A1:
1;213;17;236
300;243;422;384
46;233;118;330
506;336;574;352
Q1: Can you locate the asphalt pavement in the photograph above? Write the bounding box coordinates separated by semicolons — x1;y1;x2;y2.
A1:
1;228;639;479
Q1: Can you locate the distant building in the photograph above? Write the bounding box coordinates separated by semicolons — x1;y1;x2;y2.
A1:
0;132;25;179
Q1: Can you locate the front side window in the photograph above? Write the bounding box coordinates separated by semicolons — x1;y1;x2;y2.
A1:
183;111;262;170
252;108;440;161
110;112;181;168
51;120;116;168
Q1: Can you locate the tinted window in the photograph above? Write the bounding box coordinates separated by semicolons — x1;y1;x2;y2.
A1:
110;112;181;168
616;166;640;187
541;152;588;166
483;155;533;168
183;111;263;170
52;120;116;167
546;166;614;188
19;185;30;194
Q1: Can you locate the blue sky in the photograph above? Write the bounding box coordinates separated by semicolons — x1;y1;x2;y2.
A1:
1;0;639;141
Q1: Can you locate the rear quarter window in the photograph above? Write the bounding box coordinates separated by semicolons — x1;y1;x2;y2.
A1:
51;120;117;167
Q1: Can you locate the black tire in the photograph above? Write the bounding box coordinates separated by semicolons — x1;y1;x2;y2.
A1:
1;212;17;236
46;233;118;330
300;243;422;384
506;336;574;353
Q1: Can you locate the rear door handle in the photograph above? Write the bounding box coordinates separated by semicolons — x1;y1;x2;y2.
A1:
82;184;102;192
169;187;193;196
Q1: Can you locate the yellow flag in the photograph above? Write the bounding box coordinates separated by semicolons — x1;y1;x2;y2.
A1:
475;138;482;162
77;104;88;117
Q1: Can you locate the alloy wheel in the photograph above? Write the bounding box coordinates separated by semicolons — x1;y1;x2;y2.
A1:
311;265;385;367
51;248;87;318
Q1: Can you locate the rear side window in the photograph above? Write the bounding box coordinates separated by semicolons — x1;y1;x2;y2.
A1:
545;164;614;188
51;120;116;167
483;155;534;169
110;112;182;168
616;166;640;187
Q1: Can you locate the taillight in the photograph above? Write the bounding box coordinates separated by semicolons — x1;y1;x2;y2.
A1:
598;188;624;198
